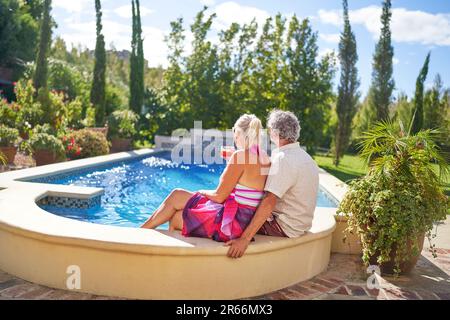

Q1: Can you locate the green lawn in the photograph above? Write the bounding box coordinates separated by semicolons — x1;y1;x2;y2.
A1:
314;154;450;196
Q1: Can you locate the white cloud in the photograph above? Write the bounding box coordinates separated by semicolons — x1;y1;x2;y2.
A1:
320;33;341;44
318;6;450;46
114;5;154;19
393;57;400;65
212;1;270;31
200;0;216;6
53;0;94;13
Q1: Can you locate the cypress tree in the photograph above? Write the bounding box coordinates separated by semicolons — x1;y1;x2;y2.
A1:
33;0;52;92
129;0;145;115
91;0;107;126
368;0;395;121
411;52;431;135
334;0;360;166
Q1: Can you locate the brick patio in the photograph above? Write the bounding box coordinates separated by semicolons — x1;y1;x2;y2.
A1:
1;249;449;300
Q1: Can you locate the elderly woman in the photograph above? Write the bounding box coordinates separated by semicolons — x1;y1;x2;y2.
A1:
225;110;320;259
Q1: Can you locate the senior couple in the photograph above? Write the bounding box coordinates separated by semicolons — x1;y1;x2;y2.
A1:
141;110;320;259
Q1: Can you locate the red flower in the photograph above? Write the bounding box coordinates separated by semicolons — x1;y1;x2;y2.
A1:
68;145;73;151
12;82;17;86
70;137;75;145
76;148;81;156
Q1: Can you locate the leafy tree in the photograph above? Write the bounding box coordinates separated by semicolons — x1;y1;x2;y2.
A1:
368;0;395;122
334;0;360;166
424;74;444;130
285;16;336;153
0;0;41;73
90;0;107;126
411;52;431;134
33;0;52;92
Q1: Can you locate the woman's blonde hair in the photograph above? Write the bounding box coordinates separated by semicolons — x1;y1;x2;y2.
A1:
234;114;262;150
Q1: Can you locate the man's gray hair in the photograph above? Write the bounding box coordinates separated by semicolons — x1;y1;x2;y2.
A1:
267;110;301;143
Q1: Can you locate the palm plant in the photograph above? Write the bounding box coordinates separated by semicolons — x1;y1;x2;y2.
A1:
338;121;449;275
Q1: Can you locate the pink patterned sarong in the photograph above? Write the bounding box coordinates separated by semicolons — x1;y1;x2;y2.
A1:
182;191;258;243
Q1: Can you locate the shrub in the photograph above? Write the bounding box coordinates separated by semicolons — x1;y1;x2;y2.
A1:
108;110;139;139
66;129;110;159
0;126;19;147
28;133;65;159
14;80;43;131
0;99;18;128
33;124;55;135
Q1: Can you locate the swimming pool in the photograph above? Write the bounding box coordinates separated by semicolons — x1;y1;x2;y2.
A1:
32;152;337;228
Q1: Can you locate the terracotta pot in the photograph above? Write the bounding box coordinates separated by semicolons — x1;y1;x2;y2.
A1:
111;138;132;153
34;150;58;167
369;233;425;275
0;146;17;165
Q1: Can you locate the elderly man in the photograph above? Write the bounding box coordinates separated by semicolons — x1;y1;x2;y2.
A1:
226;110;320;259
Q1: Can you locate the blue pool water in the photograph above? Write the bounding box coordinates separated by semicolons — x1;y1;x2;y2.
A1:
34;152;337;228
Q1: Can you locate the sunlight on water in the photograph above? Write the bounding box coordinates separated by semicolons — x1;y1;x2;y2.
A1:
37;152;337;228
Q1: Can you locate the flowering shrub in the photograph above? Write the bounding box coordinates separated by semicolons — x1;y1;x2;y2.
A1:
61;133;82;160
64;129;110;159
0;125;19;147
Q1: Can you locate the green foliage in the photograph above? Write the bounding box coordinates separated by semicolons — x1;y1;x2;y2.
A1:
0;150;6;165
108;110;139;139
334;0;360;166
129;0;145;115
160;10;336;153
69;129;110;159
0;98;18;127
33;0;53;91
91;0;107;126
0;0;40;71
411;53;431;135
368;0;395;122
82;105;96;128
338;121;449;275
28;132;65;159
0;125;19;147
14;80;43;133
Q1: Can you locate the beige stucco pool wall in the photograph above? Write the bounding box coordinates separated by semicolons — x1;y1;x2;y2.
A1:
0;149;359;299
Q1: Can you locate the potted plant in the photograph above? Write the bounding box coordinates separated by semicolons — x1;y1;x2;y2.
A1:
108;110;139;153
0;125;19;164
338;122;449;276
28;132;66;166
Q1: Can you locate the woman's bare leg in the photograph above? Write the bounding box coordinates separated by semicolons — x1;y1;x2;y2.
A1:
141;189;193;229
169;211;183;232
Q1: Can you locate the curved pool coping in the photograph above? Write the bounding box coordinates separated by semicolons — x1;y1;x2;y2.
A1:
0;149;351;300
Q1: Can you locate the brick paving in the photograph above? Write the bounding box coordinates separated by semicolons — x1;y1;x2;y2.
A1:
0;249;448;300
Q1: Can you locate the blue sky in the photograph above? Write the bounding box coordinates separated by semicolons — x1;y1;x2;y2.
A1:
51;0;450;97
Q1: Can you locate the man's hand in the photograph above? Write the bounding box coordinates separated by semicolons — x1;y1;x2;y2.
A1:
225;238;251;259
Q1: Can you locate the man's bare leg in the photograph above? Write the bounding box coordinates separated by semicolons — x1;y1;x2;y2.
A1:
141;189;193;229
